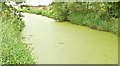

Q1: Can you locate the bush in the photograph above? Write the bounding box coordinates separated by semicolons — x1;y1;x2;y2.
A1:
97;21;111;31
51;3;69;21
36;10;42;15
42;10;47;16
68;12;117;34
68;13;97;28
46;10;54;17
1;8;36;64
68;13;85;25
111;25;118;35
84;14;96;28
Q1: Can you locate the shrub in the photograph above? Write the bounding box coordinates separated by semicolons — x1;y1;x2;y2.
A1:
1;8;36;64
68;13;96;27
68;13;85;25
111;25;118;35
36;10;42;15
51;3;69;21
84;14;96;28
42;10;47;16
46;10;54;17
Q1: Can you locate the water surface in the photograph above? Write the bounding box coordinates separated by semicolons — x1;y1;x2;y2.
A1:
21;13;118;64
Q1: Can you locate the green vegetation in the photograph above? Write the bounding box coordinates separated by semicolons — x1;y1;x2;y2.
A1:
18;2;119;35
0;2;36;64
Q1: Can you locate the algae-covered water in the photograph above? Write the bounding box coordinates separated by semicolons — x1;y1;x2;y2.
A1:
21;13;118;64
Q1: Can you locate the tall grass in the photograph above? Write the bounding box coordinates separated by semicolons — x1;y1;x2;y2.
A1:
68;13;118;35
1;9;36;64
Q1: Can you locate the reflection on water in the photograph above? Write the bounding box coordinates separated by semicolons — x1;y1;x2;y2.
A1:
21;13;118;64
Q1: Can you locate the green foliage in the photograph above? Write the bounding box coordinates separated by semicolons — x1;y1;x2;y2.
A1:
16;2;23;4
68;13;98;27
1;3;36;64
51;2;118;35
20;5;30;9
19;2;119;35
42;10;47;16
36;10;42;15
97;21;111;31
46;10;54;18
104;2;119;17
68;13;84;25
68;12;117;34
51;2;69;21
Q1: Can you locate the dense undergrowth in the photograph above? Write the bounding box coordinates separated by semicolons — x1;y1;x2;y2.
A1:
0;3;36;64
18;2;119;36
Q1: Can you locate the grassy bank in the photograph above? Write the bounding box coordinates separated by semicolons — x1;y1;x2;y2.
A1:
1;3;36;64
18;4;118;36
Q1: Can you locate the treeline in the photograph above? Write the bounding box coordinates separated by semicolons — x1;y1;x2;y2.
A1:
51;2;119;21
49;2;119;35
19;2;119;35
0;2;36;64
